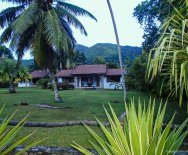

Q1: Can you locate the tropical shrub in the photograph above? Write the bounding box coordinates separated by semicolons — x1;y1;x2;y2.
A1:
72;99;188;155
125;76;135;90
0;105;42;154
36;78;49;89
57;83;75;90
0;81;9;88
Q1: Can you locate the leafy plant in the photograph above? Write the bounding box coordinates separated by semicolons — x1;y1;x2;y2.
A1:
0;105;42;154
147;0;188;105
71;99;188;155
36;78;49;89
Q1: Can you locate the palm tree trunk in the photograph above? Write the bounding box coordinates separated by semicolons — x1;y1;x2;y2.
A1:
106;0;127;102
50;72;62;103
9;81;16;93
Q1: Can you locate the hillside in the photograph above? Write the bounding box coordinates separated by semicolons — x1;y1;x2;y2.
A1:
22;59;34;68
75;43;142;64
22;43;142;67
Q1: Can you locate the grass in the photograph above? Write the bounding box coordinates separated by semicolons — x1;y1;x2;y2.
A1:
0;87;187;147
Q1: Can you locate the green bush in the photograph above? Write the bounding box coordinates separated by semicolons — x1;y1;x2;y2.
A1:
72;99;188;155
126;76;135;90
57;83;75;90
36;78;49;89
0;81;9;88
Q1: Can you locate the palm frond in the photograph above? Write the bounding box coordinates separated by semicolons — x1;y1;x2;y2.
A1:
57;1;97;21
60;17;76;45
16;26;35;61
0;0;32;5
147;4;188;105
0;25;13;43
0;5;25;28
31;16;47;68
11;2;38;36
43;8;68;52
56;6;88;35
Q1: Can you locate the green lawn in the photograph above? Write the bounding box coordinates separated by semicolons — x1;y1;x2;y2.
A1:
0;87;187;147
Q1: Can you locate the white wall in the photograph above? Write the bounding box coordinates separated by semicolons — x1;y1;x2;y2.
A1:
103;76;123;89
57;77;75;87
58;76;123;89
18;82;32;87
57;78;63;83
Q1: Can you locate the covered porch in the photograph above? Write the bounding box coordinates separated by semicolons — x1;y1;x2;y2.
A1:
74;75;103;88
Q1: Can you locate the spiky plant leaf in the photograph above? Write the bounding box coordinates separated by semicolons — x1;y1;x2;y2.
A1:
72;99;188;155
0;106;42;154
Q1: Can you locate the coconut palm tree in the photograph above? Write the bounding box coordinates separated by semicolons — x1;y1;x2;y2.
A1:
106;0;127;102
147;0;188;105
0;0;97;102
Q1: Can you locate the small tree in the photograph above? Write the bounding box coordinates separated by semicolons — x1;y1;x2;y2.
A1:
0;59;30;93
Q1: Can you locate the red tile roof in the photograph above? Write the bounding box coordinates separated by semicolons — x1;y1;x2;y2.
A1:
31;70;49;78
55;70;73;77
106;69;124;76
72;64;106;75
55;65;127;77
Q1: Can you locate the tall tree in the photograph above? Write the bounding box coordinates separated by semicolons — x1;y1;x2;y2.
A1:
133;0;179;52
106;0;126;101
0;0;96;102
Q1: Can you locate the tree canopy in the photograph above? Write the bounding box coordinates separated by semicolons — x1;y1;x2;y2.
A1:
0;45;14;59
133;0;181;51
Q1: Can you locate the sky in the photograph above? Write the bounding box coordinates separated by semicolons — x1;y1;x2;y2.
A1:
0;0;144;59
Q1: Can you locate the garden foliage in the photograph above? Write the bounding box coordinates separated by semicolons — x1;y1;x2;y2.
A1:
72;99;188;155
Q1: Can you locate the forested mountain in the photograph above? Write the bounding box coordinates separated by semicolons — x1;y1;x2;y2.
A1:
22;59;34;68
22;43;142;67
75;43;142;64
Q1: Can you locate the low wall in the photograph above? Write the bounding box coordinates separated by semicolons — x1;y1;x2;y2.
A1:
12;146;98;155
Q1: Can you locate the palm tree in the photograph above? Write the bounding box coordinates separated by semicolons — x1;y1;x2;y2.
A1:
106;0;127;102
147;0;188;105
0;59;30;93
0;0;97;102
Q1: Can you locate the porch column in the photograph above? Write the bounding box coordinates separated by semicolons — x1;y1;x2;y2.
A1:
74;76;77;88
100;76;105;88
120;76;123;82
79;76;81;87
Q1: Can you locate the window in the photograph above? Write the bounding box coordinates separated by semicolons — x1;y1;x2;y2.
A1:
107;76;120;82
